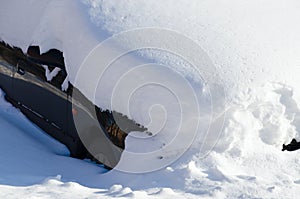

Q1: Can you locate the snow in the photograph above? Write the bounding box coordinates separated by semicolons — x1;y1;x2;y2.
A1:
1;0;300;198
42;65;61;82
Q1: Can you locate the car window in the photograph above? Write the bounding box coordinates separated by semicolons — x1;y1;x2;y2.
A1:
45;65;68;91
17;59;46;81
0;42;19;67
26;46;68;92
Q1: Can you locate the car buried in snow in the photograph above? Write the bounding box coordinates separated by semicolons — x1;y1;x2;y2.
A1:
0;41;146;169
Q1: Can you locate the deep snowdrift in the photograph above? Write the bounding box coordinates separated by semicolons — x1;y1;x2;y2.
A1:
1;0;300;198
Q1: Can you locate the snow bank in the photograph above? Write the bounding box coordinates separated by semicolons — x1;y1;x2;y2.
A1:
1;0;300;198
84;0;300;102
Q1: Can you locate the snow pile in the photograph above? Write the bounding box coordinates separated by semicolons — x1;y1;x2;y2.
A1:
1;0;300;198
83;0;300;102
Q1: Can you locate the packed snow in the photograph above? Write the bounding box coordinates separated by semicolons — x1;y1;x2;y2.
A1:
1;0;300;198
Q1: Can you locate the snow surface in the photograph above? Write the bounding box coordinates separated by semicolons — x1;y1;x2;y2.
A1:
1;0;300;198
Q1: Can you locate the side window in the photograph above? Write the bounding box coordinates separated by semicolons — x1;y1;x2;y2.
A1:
43;64;68;91
17;59;46;81
0;57;14;72
26;46;69;92
0;42;18;68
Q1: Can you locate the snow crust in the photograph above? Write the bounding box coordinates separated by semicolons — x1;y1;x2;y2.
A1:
1;0;300;198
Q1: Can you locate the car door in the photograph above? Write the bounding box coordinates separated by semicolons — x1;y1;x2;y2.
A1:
12;59;68;132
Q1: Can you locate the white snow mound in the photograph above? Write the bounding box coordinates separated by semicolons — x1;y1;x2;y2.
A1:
1;0;300;198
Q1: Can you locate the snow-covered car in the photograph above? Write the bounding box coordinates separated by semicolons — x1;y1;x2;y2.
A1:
0;41;145;169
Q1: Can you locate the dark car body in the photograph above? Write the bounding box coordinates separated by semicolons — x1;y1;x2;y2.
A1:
0;41;145;168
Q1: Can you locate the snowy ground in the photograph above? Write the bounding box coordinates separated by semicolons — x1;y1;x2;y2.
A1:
1;0;300;198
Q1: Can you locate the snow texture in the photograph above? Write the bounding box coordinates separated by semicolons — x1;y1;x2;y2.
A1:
1;0;300;198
